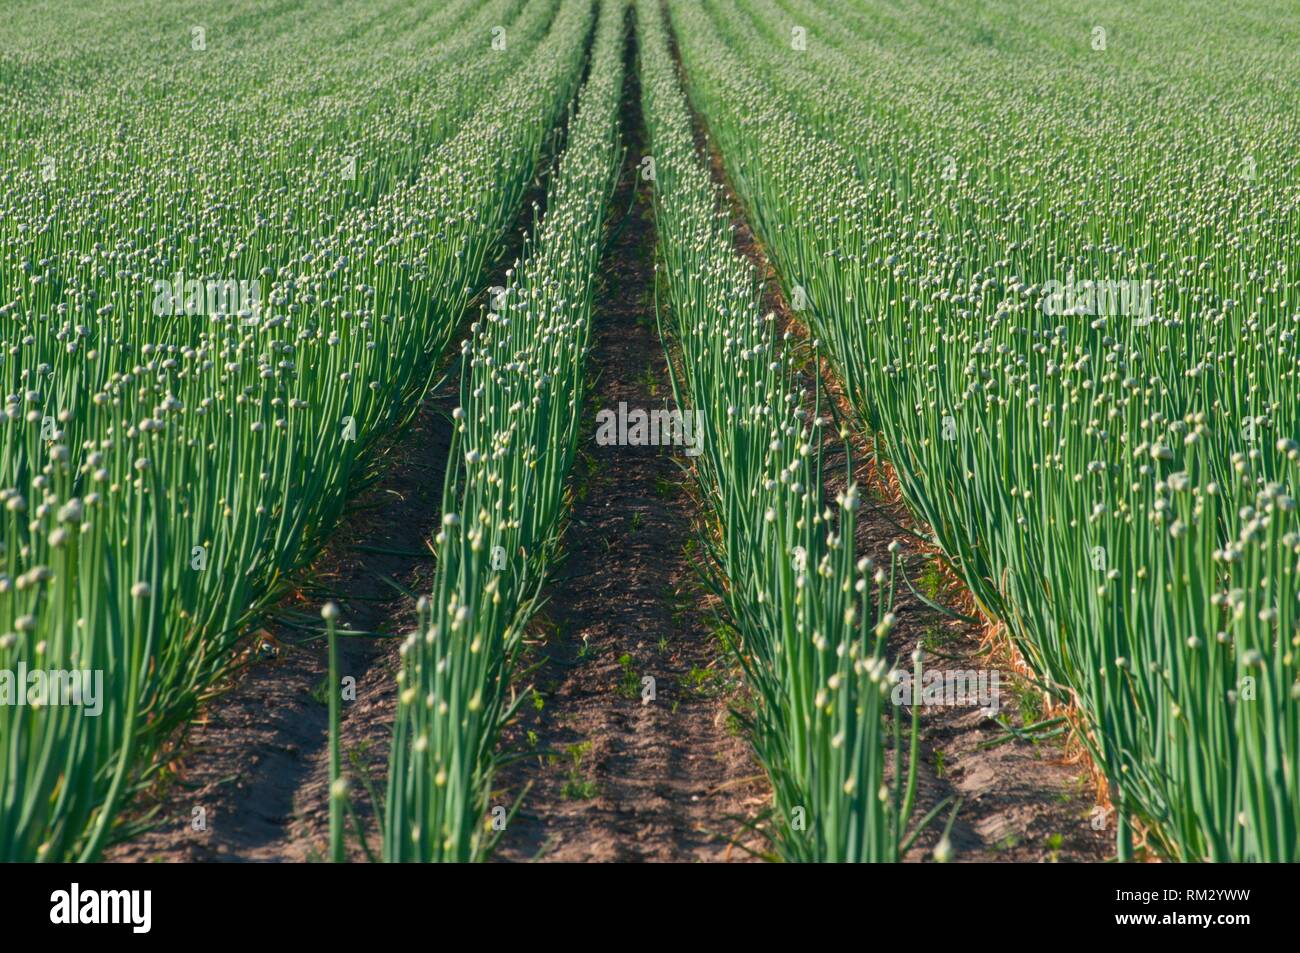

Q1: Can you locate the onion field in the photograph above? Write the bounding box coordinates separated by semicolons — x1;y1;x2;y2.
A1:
0;0;1296;871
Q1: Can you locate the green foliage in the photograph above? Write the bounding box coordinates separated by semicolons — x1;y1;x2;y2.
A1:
670;0;1300;861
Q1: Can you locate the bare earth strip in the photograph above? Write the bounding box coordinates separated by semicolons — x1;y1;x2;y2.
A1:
493;53;765;863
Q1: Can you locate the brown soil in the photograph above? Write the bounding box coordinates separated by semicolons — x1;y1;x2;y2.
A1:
491;58;765;862
678;46;1112;862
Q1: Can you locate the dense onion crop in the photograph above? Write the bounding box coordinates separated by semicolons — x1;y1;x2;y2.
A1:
639;0;933;862
669;0;1300;860
0;0;588;861
4;0;1292;867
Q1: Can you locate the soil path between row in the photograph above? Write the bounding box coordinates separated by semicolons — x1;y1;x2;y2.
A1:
492;46;765;862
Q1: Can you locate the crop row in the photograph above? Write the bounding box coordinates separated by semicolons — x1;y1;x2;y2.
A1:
378;0;626;863
0;0;590;861
668;0;1299;860
639;0;939;862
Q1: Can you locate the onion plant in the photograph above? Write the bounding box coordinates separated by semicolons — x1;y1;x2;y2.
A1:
639;0;932;862
668;0;1299;861
382;0;625;863
0;0;587;861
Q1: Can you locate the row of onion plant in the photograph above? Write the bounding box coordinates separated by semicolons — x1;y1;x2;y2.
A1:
0;0;591;861
378;0;626;863
668;0;1299;860
638;0;939;862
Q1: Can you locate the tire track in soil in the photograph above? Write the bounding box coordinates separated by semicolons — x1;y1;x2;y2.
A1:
673;32;1112;862
492;51;766;863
